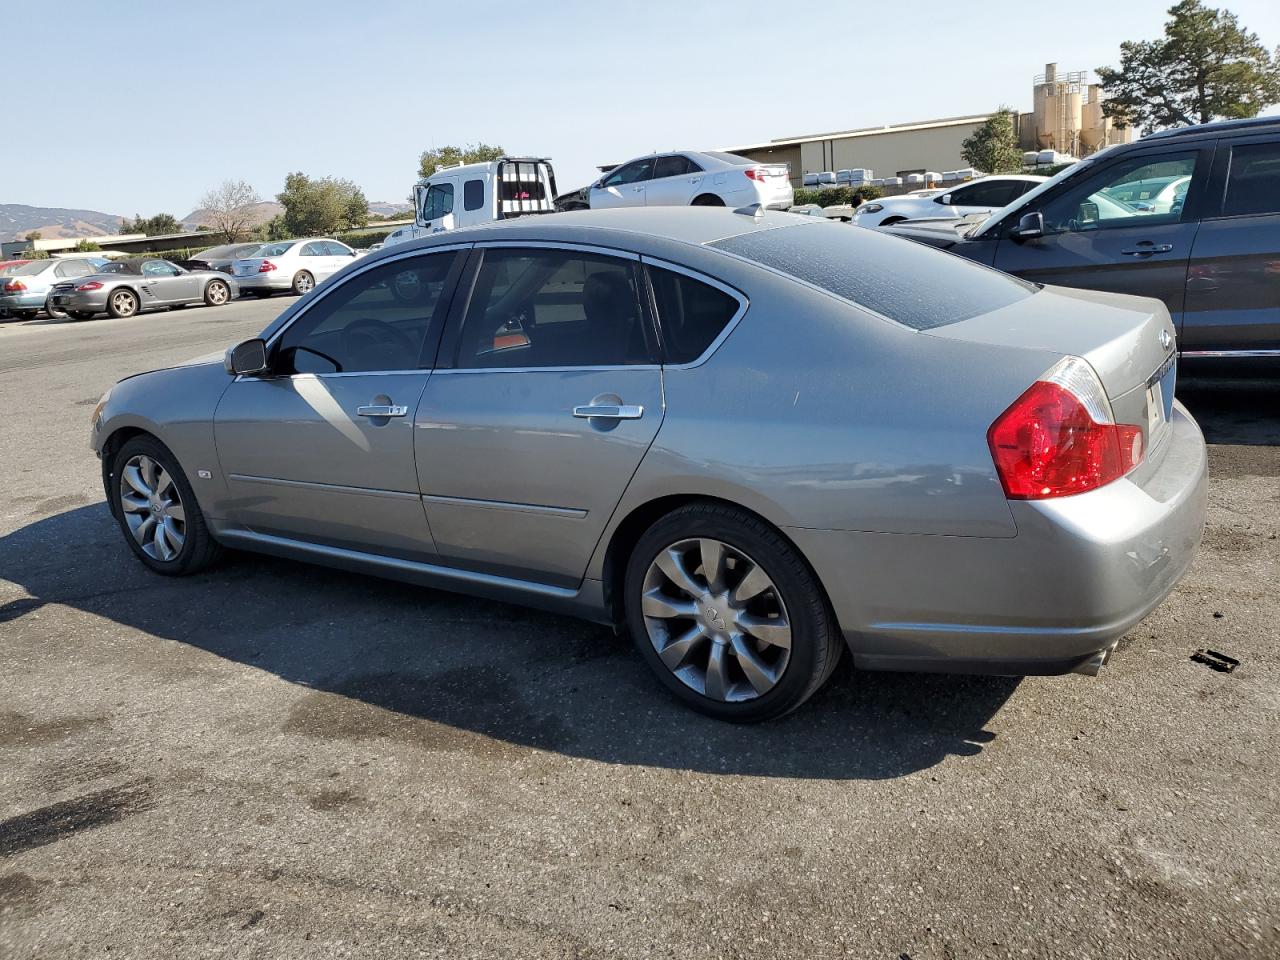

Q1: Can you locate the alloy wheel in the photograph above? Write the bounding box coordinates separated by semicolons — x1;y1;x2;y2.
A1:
640;537;792;702
111;290;137;317
295;273;313;294
119;454;186;561
208;282;228;304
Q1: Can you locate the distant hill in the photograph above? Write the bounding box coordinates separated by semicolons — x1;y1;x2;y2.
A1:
0;204;123;242
180;201;282;231
369;200;412;218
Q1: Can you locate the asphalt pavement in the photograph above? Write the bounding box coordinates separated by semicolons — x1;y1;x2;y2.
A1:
1;298;1277;959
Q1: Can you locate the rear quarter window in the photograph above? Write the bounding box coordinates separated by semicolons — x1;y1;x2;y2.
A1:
709;222;1035;331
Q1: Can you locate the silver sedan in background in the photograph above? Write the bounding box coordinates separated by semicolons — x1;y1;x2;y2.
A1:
231;237;359;297
0;256;107;319
90;209;1207;722
50;258;237;319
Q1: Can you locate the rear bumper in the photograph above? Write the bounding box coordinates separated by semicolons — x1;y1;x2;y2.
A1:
0;291;44;312
789;400;1208;675
50;290;110;312
234;274;292;291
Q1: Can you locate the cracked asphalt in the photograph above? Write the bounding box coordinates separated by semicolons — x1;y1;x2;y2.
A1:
1;299;1277;959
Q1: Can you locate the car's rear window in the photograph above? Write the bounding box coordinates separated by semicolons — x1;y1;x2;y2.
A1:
708;222;1036;330
703;151;754;166
256;241;296;257
9;261;52;276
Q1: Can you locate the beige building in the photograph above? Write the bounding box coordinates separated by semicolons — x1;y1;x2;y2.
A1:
725;115;992;188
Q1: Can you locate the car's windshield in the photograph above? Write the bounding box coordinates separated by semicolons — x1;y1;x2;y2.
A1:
199;244;253;259
969;158;1097;237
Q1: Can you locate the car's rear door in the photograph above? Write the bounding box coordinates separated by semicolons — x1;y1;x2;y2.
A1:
644;155;702;206
212;249;465;559
1181;135;1280;357
991;144;1212;327
415;243;663;587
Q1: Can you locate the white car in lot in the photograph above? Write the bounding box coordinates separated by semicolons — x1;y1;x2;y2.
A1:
231;238;358;297
589;151;793;211
852;175;1047;228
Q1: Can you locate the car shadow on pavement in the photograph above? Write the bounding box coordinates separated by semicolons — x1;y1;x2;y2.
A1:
1;504;1021;781
1179;375;1280;447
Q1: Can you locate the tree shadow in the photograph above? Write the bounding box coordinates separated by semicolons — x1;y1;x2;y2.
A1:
1;504;1018;780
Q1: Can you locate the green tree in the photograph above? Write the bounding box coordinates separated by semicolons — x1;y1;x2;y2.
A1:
418;143;505;180
1097;0;1280;129
276;172;369;236
961;108;1024;173
24;231;41;241
74;238;101;252
121;212;181;236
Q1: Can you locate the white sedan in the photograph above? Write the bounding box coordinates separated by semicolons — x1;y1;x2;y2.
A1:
589;151;793;211
231;238;359;297
852;175;1047;228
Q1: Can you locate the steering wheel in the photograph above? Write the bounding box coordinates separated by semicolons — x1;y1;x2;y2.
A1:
343;318;417;367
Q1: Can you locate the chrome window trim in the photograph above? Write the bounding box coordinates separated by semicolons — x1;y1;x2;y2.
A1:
474;239;641;261
261;242;474;353
640;255;749;370
1181;349;1280;358
234;370;433;382
429;364;662;376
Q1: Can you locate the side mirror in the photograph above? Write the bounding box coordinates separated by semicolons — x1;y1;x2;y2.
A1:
1013;211;1045;240
349;250;358;256
224;338;269;376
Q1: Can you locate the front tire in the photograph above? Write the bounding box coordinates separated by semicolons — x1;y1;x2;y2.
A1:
111;435;221;576
107;288;139;318
624;503;842;722
291;271;314;295
203;279;230;306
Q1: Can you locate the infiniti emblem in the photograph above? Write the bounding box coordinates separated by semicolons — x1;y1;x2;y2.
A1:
706;607;726;629
1160;329;1172;350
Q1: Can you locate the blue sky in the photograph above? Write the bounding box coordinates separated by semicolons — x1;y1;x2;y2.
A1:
3;0;1278;216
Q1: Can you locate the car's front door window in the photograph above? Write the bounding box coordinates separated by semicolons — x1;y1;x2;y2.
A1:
422;183;455;221
1036;152;1200;233
602;159;654;188
274;251;460;375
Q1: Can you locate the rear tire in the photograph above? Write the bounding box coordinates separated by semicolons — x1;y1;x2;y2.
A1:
291;271;314;295
624;503;842;722
69;310;96;321
44;298;68;319
203;279;230;307
107;288;139;319
111;435;222;576
692;194;725;207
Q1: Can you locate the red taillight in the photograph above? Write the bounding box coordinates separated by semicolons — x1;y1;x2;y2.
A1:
988;360;1143;500
258;260;276;273
3;280;26;292
744;167;766;182
77;280;103;292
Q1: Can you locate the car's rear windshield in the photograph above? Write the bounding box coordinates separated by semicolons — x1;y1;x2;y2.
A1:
255;241;295;257
703;151;754;166
709;222;1036;331
7;260;53;275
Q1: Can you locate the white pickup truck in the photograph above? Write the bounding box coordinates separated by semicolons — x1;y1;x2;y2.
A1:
383;157;558;248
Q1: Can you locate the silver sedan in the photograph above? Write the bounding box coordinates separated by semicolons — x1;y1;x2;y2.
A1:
90;208;1207;721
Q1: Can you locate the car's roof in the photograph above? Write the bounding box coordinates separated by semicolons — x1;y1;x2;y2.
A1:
415;207;806;249
1142;115;1280;142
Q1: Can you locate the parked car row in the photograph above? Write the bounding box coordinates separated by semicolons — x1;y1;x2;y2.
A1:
1;236;360;322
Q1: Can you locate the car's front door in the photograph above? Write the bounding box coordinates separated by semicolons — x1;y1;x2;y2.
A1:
644;155;703;207
991;146;1211;328
1181;136;1280;357
212;249;465;560
142;260;199;303
589;159;655;209
420;180;457;234
416;245;663;586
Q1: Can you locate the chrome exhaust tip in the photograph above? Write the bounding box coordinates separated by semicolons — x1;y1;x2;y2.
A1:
1073;642;1118;677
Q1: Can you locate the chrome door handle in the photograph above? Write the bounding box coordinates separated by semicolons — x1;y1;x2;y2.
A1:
573;403;644;420
1121;243;1173;256
356;404;408;417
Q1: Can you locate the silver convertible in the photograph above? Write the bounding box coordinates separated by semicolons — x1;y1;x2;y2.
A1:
90;208;1207;721
50;258;237;320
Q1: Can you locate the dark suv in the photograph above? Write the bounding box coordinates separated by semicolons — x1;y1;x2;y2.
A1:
885;117;1280;364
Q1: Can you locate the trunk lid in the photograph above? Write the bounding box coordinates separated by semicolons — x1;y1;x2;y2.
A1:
926;283;1178;447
